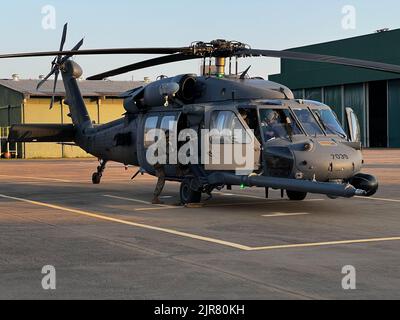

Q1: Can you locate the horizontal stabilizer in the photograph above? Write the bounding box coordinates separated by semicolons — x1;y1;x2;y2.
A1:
8;124;75;143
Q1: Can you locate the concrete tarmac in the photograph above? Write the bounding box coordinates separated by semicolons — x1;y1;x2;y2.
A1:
0;150;399;300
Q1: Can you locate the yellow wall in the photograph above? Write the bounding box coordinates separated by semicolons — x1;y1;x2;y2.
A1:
99;98;125;123
24;98;62;158
23;97;126;159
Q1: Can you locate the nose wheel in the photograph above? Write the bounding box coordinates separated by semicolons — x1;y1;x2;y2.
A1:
92;160;107;185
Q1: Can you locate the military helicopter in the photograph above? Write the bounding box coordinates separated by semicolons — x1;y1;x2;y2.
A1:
5;23;396;204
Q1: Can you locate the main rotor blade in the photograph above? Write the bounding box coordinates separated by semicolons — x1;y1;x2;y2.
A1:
0;47;190;60
87;54;198;80
239;49;400;74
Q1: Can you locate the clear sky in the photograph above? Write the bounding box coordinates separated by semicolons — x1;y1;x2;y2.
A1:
0;0;399;81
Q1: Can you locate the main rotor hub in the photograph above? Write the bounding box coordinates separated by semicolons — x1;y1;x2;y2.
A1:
189;40;249;77
189;39;249;57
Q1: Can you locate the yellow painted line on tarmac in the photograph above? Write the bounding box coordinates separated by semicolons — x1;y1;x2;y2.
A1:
0;174;72;183
1;193;400;252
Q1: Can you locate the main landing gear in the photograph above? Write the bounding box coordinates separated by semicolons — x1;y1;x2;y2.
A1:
179;179;202;205
92;160;107;185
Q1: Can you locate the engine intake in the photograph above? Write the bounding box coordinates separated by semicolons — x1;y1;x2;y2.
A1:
143;74;197;107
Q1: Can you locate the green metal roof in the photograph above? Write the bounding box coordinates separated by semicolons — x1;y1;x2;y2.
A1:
269;29;400;89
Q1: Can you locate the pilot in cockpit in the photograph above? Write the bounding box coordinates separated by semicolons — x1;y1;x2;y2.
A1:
261;111;280;141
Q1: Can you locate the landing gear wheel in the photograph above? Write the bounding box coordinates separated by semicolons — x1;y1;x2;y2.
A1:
92;159;107;185
92;172;102;185
286;190;308;201
180;180;202;205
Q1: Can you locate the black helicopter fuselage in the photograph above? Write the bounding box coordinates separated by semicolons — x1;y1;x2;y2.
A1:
9;59;379;201
5;31;397;203
80;70;294;168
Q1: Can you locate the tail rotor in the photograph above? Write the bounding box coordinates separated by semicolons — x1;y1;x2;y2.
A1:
36;23;84;109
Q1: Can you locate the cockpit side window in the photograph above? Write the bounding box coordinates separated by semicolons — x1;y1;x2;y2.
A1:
313;108;347;139
292;108;324;136
259;109;302;141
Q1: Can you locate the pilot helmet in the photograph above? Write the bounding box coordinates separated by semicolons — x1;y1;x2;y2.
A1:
265;111;278;123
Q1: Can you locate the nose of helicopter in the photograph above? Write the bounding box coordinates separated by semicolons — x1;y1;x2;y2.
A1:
291;140;364;182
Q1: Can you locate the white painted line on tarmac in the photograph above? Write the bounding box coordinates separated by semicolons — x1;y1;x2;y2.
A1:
0;174;72;183
104;194;179;210
249;237;400;251
356;196;400;203
2;194;400;252
0;194;251;251
104;194;153;205
1;181;47;185
206;201;272;207
134;206;183;212
262;212;311;218
215;192;324;202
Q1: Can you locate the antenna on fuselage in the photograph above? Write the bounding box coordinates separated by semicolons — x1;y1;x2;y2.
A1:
280;87;290;100
240;66;251;80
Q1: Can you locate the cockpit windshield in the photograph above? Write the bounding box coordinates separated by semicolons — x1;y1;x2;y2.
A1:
260;109;302;141
312;108;347;139
292;108;324;136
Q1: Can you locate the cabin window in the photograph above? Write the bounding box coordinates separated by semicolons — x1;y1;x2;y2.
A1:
238;108;261;142
160;116;177;134
144;116;159;148
210;111;250;144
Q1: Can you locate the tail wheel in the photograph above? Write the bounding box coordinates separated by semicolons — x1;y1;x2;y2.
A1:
92;173;102;185
286;190;308;201
180;179;202;204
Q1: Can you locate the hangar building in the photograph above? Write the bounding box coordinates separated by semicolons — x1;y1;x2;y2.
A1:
269;29;400;148
0;78;143;158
